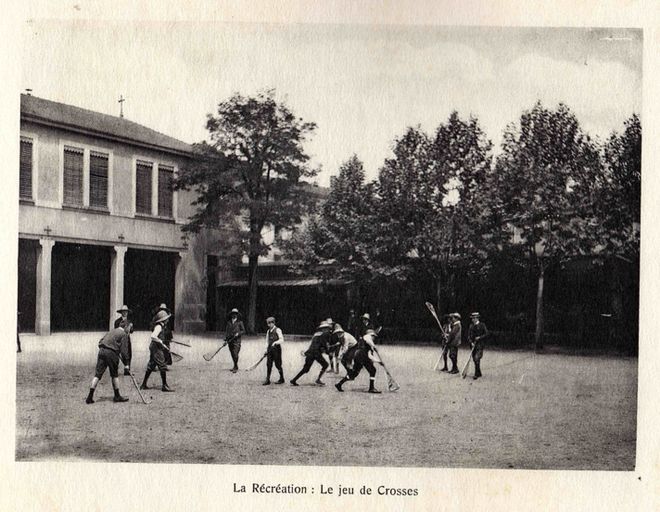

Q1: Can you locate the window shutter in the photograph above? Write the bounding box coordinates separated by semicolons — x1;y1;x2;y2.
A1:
158;165;174;217
19;138;33;200
136;160;153;214
63;146;84;206
89;151;109;208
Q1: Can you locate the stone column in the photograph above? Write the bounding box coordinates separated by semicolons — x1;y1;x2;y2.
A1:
35;239;55;336
174;251;185;332
109;245;127;330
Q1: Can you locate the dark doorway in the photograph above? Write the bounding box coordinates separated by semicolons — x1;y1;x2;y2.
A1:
124;248;176;330
206;255;218;331
17;238;38;332
51;242;112;331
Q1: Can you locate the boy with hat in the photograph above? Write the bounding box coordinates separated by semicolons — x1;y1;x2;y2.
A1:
140;309;175;392
467;312;489;379
225;308;246;373
447;313;462;374
85;323;132;404
156;303;174;366
331;323;358;372
290;320;333;386
114;305;134;375
358;312;373;339
335;328;381;393
263;316;285;385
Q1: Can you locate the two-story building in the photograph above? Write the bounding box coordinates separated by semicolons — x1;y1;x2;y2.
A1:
18;94;222;334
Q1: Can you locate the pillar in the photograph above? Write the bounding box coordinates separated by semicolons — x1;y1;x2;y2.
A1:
35;239;54;335
109;245;127;330
174;252;185;332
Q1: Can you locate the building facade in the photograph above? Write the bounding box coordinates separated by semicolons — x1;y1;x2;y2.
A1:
18;94;221;334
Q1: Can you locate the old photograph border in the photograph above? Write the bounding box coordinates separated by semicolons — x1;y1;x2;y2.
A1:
1;1;659;511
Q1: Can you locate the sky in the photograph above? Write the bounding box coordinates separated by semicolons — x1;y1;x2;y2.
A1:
22;22;642;186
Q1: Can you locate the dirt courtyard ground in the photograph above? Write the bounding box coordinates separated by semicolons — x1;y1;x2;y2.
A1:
15;333;637;470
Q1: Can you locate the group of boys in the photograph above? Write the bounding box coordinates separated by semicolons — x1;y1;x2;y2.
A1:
85;303;174;404
438;311;489;380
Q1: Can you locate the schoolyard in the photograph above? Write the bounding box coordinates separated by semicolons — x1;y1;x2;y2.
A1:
15;332;637;470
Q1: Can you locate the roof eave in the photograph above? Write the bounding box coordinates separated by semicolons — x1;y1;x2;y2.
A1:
21;113;193;158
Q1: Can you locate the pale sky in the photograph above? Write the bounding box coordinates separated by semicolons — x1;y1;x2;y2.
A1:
22;22;642;186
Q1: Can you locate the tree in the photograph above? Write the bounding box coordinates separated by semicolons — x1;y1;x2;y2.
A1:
594;114;641;350
375;113;493;314
175;90;318;332
596;113;641;260
488;102;601;352
284;155;380;307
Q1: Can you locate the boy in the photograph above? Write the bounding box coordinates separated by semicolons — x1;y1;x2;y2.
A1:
467;312;489;379
85;323;132;404
335;328;381;393
263;316;285;385
114;305;134;375
225;308;246;373
290;320;333;386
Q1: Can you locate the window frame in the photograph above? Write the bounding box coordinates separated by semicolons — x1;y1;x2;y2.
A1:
58;139;113;212
132;156;178;221
19;133;38;202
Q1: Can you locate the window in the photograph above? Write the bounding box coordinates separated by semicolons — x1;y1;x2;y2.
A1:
89;151;109;209
158;165;174;217
19;137;33;200
135;160;153;215
63;146;84;206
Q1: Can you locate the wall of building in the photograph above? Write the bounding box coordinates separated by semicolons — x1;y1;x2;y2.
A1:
18;120;226;334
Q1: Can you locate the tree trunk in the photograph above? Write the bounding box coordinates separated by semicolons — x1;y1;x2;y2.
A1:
246;253;258;334
609;258;625;352
534;264;545;353
435;275;443;317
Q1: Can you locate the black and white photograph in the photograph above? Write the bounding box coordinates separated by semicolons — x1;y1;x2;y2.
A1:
2;1;658;511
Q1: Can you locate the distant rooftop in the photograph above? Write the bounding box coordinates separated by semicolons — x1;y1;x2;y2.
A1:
20;94;192;156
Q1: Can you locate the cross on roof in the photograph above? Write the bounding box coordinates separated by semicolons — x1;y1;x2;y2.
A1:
43;226;52;236
118;95;125;118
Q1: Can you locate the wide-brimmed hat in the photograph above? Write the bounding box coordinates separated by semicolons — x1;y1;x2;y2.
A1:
325;317;333;324
266;316;276;324
451;312;462;320
153;310;171;324
116;305;131;314
470;312;480;318
230;308;240;315
361;313;371;320
158;303;171;312
332;323;344;334
318;320;333;330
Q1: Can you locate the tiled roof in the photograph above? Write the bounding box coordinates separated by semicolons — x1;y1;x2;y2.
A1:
20;94;192;155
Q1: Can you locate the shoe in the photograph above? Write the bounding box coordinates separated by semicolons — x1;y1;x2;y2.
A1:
440;367;448;372
85;397;94;404
161;385;175;392
290;380;298;386
231;367;238;373
449;369;459;374
335;383;343;392
315;380;326;386
276;378;285;384
140;384;149;390
368;388;382;394
124;369;131;376
473;375;479;380
262;381;271;386
113;395;129;402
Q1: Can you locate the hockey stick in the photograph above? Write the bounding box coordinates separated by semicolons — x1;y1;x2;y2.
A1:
170;339;191;347
461;345;476;378
371;347;400;392
203;341;227;361
425;302;449;370
170;350;183;363
126;371;151;404
245;351;269;372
